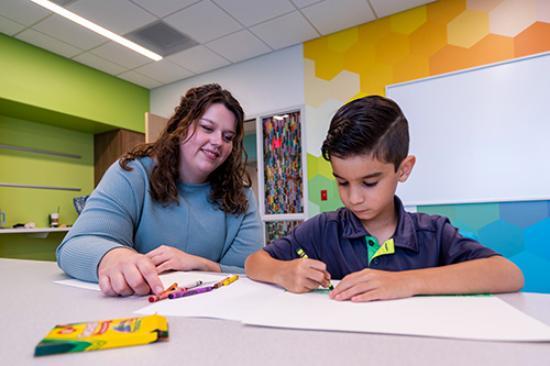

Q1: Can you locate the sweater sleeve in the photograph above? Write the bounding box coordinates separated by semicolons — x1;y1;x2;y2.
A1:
56;161;145;282
219;189;263;273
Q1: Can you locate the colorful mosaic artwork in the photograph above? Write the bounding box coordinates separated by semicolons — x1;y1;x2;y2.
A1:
265;220;303;244
262;111;304;215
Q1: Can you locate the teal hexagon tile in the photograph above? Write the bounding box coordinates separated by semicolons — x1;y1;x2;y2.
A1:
452;220;479;240
500;200;549;228
308;175;337;206
524;218;550;262
478;219;524;257
454;202;500;230
416;204;457;218
509;252;550;293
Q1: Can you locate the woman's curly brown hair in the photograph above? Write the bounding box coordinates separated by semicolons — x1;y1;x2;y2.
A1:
119;84;250;215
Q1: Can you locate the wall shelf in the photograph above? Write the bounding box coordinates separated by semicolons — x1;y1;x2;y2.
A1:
0;227;69;238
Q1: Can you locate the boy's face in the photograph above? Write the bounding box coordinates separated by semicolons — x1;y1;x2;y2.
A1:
330;153;415;223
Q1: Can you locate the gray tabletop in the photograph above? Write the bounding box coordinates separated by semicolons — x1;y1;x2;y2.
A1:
1;258;549;366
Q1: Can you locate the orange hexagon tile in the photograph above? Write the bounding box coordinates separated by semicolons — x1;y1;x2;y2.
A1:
447;9;489;48
427;0;467;24
429;33;514;75
358;63;393;96
390;6;427;35
514;21;550;57
409;21;448;58
392;54;430;83
343;42;377;75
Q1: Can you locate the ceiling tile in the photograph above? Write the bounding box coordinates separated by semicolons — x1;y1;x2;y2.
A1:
291;0;324;8
206;30;271;63
0;15;25;36
250;11;319;49
133;60;194;84
16;29;82;58
131;0;200;18
369;0;433;18
302;0;376;35
168;45;230;74
33;14;106;49
91;41;152;69
213;0;295;27
118;70;162;88
164;0;242;43
73;52;128;75
67;0;157;35
0;0;50;26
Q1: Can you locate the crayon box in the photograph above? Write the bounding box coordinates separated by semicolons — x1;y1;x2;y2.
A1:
34;314;168;356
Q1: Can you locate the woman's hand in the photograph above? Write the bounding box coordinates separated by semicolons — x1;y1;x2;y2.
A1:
329;269;416;302
98;247;164;297
145;245;221;273
276;258;332;293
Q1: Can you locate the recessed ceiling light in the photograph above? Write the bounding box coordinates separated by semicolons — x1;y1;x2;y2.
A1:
29;0;162;61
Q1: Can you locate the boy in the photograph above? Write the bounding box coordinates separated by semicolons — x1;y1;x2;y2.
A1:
245;96;523;302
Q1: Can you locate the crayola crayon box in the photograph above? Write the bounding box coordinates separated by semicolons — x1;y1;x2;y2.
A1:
34;314;168;356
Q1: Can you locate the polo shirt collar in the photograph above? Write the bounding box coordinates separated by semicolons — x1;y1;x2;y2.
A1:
342;196;419;253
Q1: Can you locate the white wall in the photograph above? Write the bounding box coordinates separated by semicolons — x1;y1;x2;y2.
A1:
150;45;304;119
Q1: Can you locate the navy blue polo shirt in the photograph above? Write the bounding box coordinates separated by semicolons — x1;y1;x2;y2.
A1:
263;196;499;280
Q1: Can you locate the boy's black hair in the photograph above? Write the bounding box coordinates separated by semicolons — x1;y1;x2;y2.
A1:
321;95;409;171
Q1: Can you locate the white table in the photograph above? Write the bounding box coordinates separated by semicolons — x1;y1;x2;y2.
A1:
2;258;549;366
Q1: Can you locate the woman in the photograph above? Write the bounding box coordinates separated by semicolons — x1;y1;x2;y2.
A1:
57;84;263;297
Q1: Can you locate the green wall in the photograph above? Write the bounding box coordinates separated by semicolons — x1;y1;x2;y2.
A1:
0;35;150;261
0;34;149;133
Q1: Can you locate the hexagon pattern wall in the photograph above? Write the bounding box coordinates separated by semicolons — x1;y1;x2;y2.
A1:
304;0;550;292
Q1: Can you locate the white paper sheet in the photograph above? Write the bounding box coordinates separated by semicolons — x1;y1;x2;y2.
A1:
135;278;550;342
54;272;227;291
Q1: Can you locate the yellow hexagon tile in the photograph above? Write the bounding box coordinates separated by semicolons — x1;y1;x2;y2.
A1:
342;42;377;75
359;63;393;96
390;5;428;35
307;152;334;179
358;16;392;44
375;32;410;65
327;27;359;53
409;20;448;58
427;0;467;24
489;0;537;37
467;0;504;12
304;59;360;107
448;9;489;48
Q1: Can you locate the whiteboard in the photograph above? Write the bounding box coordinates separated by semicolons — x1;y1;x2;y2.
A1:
387;52;550;206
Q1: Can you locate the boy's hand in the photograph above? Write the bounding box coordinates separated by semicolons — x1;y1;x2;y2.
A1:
329;269;416;302
277;258;332;293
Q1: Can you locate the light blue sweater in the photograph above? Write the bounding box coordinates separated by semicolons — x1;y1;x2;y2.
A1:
57;157;263;282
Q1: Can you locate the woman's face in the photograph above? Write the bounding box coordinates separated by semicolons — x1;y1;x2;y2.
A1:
178;103;237;184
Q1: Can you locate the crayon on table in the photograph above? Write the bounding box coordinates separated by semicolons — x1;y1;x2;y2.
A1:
165;280;204;299
169;286;213;299
148;282;179;303
296;248;334;290
213;274;239;289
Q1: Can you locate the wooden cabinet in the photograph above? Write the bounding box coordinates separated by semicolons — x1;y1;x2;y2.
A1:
94;129;144;186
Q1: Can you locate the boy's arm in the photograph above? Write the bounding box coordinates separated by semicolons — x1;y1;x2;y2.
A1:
331;255;523;302
245;250;331;293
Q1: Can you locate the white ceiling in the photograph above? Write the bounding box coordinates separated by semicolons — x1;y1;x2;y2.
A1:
0;0;433;89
